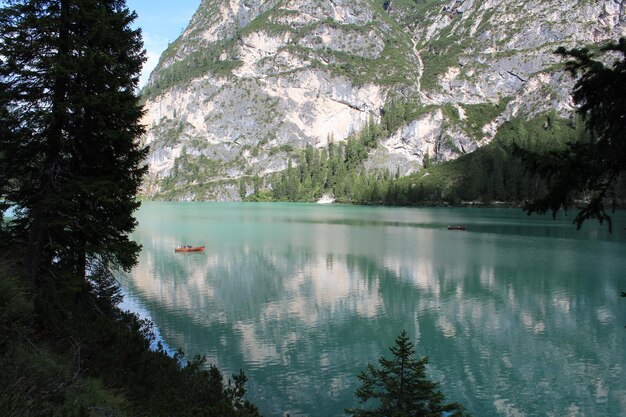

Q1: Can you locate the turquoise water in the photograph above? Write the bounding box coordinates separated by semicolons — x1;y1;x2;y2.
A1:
118;202;626;416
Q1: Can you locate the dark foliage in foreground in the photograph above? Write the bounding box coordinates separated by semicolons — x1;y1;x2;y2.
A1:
0;249;261;416
519;37;626;231
0;1;260;415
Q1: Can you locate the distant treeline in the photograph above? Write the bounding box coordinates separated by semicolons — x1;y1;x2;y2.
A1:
243;111;626;206
241;99;409;202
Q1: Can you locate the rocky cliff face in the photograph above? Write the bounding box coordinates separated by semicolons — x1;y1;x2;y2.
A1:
140;0;625;200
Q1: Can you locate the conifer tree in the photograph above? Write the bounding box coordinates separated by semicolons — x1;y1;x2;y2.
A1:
522;37;626;230
346;330;467;417
0;0;147;299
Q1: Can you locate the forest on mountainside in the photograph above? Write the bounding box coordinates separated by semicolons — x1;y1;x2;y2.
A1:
240;109;626;208
240;36;626;229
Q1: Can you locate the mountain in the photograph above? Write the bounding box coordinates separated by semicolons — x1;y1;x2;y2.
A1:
139;0;625;201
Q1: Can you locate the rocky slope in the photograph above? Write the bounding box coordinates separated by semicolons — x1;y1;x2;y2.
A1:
139;0;625;201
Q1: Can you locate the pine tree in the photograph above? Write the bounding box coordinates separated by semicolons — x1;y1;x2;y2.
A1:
0;0;147;300
285;158;299;201
346;331;467;417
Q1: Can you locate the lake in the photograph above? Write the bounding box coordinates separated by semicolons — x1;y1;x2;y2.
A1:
117;202;626;417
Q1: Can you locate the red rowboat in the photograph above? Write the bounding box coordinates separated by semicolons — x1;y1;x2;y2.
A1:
174;245;205;252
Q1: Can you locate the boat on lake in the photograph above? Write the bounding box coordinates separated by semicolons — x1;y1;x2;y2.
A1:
175;245;205;252
447;225;467;231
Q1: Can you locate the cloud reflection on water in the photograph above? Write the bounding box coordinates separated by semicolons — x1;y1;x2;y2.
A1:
119;203;626;417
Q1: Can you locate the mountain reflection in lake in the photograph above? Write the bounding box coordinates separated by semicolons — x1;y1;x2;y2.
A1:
118;202;626;417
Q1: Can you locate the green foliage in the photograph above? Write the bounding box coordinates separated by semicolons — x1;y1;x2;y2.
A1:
0;260;32;352
268;144;295;156
394;113;580;205
0;249;261;417
520;37;626;230
261;116;383;203
0;0;148;287
244;189;274;202
373;0;447;25
323;34;416;86
142;39;242;99
142;0;419;97
0;257;126;417
161;150;224;192
380;99;442;132
419;21;471;91
346;330;467;417
462;98;512;139
243;90;582;207
252;110;583;207
381;100;410;133
238;7;294;37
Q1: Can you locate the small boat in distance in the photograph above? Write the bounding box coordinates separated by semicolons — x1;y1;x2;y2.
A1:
175;245;205;253
447;225;467;231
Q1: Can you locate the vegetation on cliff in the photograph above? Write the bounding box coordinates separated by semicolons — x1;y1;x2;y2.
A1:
242;37;626;213
137;0;623;201
242;110;584;206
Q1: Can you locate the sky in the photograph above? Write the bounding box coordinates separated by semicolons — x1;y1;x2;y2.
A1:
126;0;201;87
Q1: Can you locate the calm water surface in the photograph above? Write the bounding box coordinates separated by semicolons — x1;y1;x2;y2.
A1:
118;202;626;417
